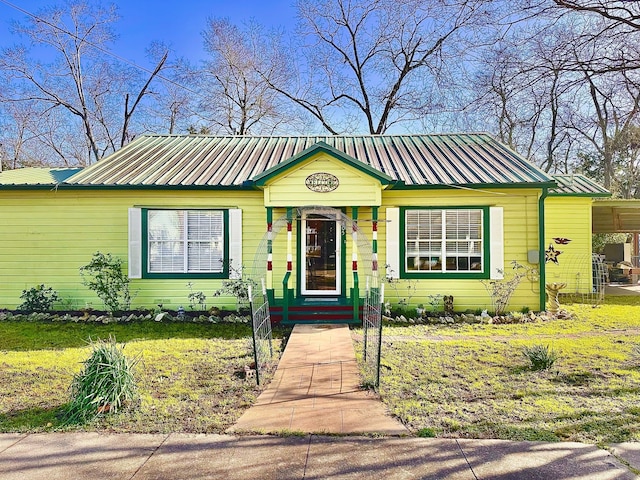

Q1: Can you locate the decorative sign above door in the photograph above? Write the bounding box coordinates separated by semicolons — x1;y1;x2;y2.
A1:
305;172;339;193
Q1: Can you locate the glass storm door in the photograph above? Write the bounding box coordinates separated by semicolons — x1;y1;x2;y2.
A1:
301;214;341;296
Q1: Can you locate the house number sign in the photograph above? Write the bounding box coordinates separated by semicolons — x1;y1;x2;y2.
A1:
305;172;339;192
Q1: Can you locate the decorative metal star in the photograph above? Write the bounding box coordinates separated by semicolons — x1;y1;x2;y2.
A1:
545;244;562;264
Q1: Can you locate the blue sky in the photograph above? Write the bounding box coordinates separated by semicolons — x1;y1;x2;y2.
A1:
0;0;298;66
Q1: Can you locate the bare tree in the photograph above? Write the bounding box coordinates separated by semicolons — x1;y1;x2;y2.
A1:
198;18;296;135
552;1;640;30
260;0;495;135
467;16;579;172
0;1;167;165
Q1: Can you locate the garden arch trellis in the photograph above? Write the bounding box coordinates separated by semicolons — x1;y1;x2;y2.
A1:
247;206;384;387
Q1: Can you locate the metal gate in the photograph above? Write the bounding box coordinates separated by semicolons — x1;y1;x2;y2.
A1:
248;279;273;385
362;275;384;388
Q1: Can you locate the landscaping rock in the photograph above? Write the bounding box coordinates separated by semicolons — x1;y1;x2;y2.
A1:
154;312;174;322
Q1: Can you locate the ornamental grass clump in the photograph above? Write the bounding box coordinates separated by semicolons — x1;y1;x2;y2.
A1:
63;336;139;424
522;344;558;371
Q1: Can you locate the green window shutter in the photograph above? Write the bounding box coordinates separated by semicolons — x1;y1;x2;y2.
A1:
386;207;400;279
228;208;243;279
489;206;504;280
128;207;142;279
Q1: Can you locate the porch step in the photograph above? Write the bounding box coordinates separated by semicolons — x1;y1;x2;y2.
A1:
269;304;363;325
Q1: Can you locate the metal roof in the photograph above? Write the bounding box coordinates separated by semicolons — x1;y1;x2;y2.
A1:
65;134;555;188
593;199;640;233
0;167;82;186
549;174;610;196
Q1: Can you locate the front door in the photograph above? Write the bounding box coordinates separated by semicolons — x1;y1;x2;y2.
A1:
301;213;341;296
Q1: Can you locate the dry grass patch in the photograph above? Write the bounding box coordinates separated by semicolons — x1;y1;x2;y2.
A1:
360;299;640;444
0;322;286;433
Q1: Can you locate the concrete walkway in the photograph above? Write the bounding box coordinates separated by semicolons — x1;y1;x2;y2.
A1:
228;324;407;435
1;433;638;479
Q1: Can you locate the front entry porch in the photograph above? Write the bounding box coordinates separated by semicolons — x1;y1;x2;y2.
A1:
255;206;379;326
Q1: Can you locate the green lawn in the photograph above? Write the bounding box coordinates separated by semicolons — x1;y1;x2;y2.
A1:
372;298;640;444
3;299;640;443
0;321;285;433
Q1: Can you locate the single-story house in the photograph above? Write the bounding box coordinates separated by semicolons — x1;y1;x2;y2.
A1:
0;134;609;322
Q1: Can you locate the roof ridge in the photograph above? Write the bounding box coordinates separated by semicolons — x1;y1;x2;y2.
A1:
135;132;496;139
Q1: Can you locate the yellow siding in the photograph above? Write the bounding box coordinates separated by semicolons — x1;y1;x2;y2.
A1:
264;153;382;206
0;189;265;310
380;188;542;312
2;184;575;314
545;197;593;293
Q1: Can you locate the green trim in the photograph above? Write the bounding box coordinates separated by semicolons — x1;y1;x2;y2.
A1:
372;206;379;257
296;220;302;295
282;272;291;323
389;181;556;191
141;208;230;279
399;206;490;280
341;221;347;296
547;192;611;198
538;188;548;312
352;272;360;322
251;141;394;186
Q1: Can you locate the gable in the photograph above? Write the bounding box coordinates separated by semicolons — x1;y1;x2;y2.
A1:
261;150;386;207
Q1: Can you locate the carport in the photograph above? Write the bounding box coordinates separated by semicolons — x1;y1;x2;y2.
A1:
593;199;640;292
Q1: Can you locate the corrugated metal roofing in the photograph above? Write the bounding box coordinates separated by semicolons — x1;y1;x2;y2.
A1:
0;167;82;185
65;134;555;187
549;174;610;196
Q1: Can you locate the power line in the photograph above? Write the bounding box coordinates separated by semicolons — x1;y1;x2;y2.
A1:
0;0;199;96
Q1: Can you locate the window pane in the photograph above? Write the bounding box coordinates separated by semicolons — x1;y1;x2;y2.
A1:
187;211;224;273
149;211;184;241
405;210;443;271
187;242;223;272
148;211;185;273
149;240;184;272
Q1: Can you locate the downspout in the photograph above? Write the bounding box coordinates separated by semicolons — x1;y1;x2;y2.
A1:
538;187;549;312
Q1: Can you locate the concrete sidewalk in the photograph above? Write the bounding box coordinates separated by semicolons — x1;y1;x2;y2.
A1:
1;432;638;479
228;324;406;435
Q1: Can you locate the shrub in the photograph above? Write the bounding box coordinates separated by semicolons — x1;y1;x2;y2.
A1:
18;284;59;311
213;264;256;311
522;344;558;371
186;282;207;310
482;261;531;315
417;427;437;438
63;336;139;424
80;252;130;313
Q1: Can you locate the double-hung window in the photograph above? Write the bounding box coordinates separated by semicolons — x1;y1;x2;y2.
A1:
147;210;226;275
127;208;242;279
403;208;486;276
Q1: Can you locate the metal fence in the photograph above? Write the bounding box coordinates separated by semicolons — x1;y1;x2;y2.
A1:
248;279;274;385
362;275;383;388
